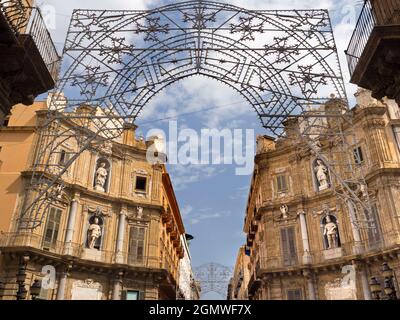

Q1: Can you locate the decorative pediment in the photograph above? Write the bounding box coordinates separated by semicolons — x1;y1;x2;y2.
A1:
312;203;339;218
135;168;148;175
84;205;112;218
73;279;102;290
127;206;150;223
273;205;297;224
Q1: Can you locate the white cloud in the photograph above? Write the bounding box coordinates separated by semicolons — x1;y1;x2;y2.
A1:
169;164;224;191
188;208;231;225
181;204;193;217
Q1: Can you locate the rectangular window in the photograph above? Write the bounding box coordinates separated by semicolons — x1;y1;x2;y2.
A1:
287;289;303;300
126;290;139;300
58;149;70;166
2;116;10;127
42;207;62;250
128;226;145;264
135;176;147;192
280;227;297;266
276;175;288;193
365;204;382;245
353;146;364;165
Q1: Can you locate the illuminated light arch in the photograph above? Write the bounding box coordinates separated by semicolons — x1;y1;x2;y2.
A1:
21;1;355;229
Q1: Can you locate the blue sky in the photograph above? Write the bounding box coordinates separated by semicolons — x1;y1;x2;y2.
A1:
37;0;363;298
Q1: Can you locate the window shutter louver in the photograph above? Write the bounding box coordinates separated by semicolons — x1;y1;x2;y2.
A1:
281;227;297;266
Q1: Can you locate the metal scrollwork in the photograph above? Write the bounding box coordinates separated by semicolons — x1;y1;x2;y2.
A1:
20;1;354;229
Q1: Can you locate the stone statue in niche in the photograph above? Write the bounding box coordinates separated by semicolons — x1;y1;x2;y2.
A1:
360;183;369;198
314;159;330;191
137;206;144;219
87;217;102;249
94;160;109;192
280;205;289;219
323;215;339;249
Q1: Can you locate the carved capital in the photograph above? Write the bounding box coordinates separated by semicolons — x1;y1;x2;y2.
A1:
362;118;386;130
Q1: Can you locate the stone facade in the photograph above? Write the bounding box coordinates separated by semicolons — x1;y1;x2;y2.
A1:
235;89;400;300
177;235;201;300
228;246;250;300
0;98;194;300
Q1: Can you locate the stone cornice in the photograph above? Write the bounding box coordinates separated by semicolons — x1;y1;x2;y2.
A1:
20;170;164;214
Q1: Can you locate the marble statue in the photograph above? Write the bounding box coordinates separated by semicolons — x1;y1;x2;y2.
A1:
94;162;108;192
280;205;289;219
137;206;144;219
324;215;339;249
314;159;329;190
87;217;102;249
360;183;368;198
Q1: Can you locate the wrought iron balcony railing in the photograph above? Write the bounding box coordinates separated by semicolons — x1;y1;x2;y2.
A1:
0;232;177;274
256;231;400;272
346;0;400;76
0;0;60;81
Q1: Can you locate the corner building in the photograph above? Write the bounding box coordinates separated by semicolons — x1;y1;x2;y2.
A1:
0;98;193;300
238;89;400;300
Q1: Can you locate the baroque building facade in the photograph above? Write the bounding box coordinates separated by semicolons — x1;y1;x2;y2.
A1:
0;97;196;300
233;90;400;300
228;246;250;300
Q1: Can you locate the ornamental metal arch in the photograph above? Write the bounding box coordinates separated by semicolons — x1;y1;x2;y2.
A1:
58;0;346;135
20;0;371;230
193;262;233;299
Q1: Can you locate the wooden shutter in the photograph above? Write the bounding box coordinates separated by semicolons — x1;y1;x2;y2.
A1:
129;226;145;263
43;207;62;250
366;204;382;244
281;227;297;266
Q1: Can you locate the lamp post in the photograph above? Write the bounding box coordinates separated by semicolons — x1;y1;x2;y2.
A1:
16;255;29;300
369;277;382;300
30;280;42;300
382;262;397;300
369;262;398;300
16;264;27;300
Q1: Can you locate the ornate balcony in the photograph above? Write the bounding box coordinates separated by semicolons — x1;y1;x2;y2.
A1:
0;1;59;118
346;0;400;103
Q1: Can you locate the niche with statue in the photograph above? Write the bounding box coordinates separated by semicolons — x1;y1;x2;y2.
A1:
93;158;111;192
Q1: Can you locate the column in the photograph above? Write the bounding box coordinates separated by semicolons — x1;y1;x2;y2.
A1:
347;201;364;255
360;265;372;300
63;193;80;256
261;275;272;300
56;270;68;300
112;272;123;300
298;211;312;264
303;269;316;300
115;208;127;264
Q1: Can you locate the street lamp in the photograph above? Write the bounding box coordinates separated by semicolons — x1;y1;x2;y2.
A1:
30;280;42;300
16;264;27;300
369;277;382;300
370;262;398;300
381;262;397;300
